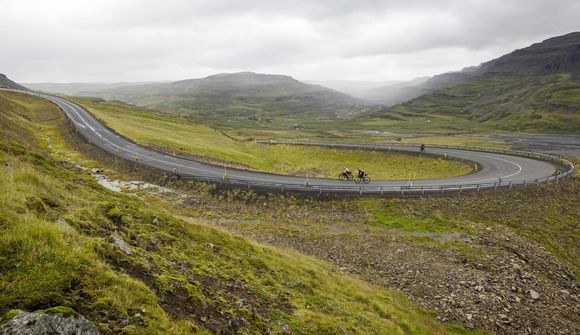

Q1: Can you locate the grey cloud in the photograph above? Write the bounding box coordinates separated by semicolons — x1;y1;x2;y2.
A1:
0;0;578;82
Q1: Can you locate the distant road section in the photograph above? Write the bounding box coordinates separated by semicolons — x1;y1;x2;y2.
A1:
9;89;573;195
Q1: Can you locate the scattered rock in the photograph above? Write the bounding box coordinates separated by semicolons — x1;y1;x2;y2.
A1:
0;309;100;335
112;235;132;255
55;218;71;228
529;290;540;300
152;217;159;225
204;243;220;252
278;320;291;335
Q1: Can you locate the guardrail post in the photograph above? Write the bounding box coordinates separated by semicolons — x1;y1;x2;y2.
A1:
494;182;498;190
281;184;284;192
477;184;480;192
524;180;527;188
247;181;250;189
360;187;363;195
509;182;512;189
421;186;424;195
401;186;404;196
319;186;322;194
380;186;384;195
459;185;462;193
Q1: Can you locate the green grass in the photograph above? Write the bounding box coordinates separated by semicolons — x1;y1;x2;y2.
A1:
0;91;482;334
68;97;472;180
363;200;456;233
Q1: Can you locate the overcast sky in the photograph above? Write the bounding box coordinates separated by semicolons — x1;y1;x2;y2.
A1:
1;0;579;83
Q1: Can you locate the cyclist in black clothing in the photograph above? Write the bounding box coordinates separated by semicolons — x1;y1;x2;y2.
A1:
357;168;365;179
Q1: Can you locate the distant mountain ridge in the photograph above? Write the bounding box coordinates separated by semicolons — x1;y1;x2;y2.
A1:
372;32;580;132
0;74;28;91
476;32;580;77
358;33;580;107
306;79;399;98
24;81;169;96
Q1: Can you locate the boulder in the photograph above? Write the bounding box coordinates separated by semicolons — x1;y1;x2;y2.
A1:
0;308;99;335
112;235;133;255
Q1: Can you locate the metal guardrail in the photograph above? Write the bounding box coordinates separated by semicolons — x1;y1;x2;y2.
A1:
172;139;575;195
178;173;571;196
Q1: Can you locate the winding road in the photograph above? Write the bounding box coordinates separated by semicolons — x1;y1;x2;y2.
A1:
16;90;574;195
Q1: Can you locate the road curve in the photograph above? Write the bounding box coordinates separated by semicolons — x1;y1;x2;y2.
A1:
12;90;572;194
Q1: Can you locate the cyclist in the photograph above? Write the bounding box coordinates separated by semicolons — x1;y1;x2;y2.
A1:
357;168;365;179
342;167;352;178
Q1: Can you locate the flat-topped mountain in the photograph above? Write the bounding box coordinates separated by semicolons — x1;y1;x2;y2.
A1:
88;72;364;122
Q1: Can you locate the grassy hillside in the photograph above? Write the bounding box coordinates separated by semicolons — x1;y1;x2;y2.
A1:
371;32;580;132
382;73;580;132
88;72;365;124
0;91;481;334
67;96;473;180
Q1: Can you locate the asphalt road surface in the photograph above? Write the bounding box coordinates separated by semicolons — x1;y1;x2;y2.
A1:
19;91;567;194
